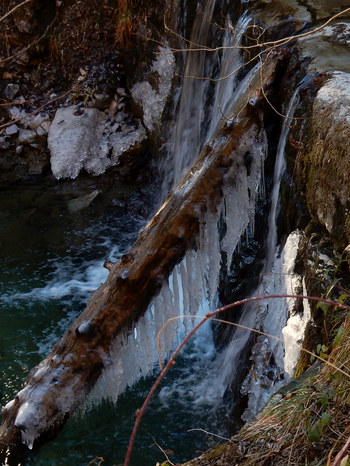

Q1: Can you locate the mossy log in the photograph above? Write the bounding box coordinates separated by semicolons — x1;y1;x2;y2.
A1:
0;58;278;464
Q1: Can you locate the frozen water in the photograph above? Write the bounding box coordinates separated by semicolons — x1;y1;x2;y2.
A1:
131;46;175;132
86;125;268;409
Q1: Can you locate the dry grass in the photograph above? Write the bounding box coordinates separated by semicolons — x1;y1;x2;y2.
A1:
115;0;134;47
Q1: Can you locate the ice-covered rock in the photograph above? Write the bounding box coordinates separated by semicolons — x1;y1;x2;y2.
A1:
48;106;109;179
131;46;175;131
48;104;147;179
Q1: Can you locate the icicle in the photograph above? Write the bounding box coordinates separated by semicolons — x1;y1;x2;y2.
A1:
206;211;221;304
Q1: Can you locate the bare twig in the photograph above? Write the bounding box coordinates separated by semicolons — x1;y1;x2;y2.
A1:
187;428;231;442
147;432;176;466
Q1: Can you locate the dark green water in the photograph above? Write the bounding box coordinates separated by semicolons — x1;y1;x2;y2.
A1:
0;178;226;466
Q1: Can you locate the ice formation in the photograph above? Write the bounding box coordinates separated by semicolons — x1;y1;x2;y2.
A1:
48;106;109;179
131;46;175;132
86;128;267;408
218;88;313;422
48;105;147;179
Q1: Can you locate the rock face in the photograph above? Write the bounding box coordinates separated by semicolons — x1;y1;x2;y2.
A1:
303;72;350;248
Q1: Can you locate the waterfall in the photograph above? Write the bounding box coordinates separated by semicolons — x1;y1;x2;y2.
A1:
265;90;300;271
214;88;303;422
0;2;311;461
171;3;252;186
172;0;216;186
208;11;252;137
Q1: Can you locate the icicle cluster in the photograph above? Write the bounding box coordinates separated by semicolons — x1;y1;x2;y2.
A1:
86;124;267;409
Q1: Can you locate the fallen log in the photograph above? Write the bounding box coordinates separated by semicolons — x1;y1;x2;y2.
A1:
0;57;278;464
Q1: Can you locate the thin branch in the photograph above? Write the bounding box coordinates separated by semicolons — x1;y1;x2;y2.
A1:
147;432;175;466
165;8;350;56
0;0;33;24
187;428;231;442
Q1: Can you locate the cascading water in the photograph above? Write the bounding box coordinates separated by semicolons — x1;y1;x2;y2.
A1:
214;85;309;423
170;2;253;187
171;0;217;186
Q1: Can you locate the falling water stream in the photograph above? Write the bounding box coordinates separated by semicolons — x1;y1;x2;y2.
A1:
0;1;305;465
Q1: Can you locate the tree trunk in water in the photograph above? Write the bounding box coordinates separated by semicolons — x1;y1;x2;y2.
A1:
0;58;278;463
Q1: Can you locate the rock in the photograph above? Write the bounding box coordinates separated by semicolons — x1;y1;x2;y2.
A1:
28;113;49;130
41;121;51;133
48;106;109;179
8;107;22;120
304;71;350;247
298;23;350;74
116;88;127;97
4;84;20;101
5;124;19;136
67;190;100;213
107;99;118;118
17;129;37;144
88;93;111;109
36;126;47;137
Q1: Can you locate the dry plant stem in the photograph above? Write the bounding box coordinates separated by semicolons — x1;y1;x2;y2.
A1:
0;100;32;107
123;314;211;466
332;436;350;466
124;294;350;466
0;0;33;24
327;425;350;466
148;433;176;466
187;428;231;442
